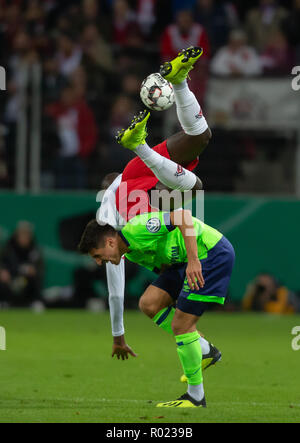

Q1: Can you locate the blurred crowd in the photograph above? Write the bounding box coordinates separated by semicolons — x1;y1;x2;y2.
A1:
0;219;143;310
0;0;299;190
0;221;44;309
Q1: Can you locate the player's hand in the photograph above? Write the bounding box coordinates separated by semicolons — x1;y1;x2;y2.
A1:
112;335;137;360
186;258;205;291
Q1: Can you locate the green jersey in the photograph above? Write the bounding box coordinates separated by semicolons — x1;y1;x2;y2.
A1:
120;212;223;273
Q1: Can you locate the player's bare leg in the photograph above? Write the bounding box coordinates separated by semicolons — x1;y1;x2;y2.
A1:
166;129;211;168
160;46;212;166
156;308;206;408
116;110;202;193
138;285;173;319
138;284;221;376
117;46;212;185
164;77;212;166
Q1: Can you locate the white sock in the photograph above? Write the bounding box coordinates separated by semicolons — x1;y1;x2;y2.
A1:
134;143;197;191
199;337;210;355
188;383;205;402
173;80;208;136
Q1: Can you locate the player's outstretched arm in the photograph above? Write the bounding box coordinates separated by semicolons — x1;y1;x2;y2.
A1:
170;210;205;290
106;260;138;360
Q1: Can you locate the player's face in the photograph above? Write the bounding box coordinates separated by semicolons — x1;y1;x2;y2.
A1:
90;237;122;266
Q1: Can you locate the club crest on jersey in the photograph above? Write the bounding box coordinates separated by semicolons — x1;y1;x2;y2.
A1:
195;110;203;119
175;165;186;177
146;218;161;233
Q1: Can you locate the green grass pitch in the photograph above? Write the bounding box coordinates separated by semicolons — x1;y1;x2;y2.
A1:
0;310;299;423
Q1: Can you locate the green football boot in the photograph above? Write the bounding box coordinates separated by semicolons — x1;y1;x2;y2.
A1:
116;110;150;151
180;343;222;383
157;393;206;408
160;46;203;85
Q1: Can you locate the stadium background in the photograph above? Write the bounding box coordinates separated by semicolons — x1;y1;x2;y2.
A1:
0;0;299;309
1;0;300;425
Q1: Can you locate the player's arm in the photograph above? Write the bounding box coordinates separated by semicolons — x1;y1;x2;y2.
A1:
106;260;137;360
170;210;205;290
98;173;136;360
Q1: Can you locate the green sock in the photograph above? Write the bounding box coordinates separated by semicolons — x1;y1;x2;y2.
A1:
153;307;175;335
175;331;203;385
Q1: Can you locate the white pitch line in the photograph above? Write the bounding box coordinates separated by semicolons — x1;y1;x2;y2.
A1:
4;398;299;408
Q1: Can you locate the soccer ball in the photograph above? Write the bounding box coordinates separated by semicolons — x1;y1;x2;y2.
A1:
140;73;175;111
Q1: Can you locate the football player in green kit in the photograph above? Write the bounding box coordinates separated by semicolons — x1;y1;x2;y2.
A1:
78;209;235;408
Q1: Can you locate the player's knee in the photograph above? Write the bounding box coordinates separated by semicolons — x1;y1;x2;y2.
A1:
200;128;212;147
171;310;198;336
171;313;183;335
186;128;212;155
193;176;203;191
139;296;157;318
171;319;182;336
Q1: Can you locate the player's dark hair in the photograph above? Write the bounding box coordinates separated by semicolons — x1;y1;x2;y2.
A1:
78;219;117;254
101;172;120;190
